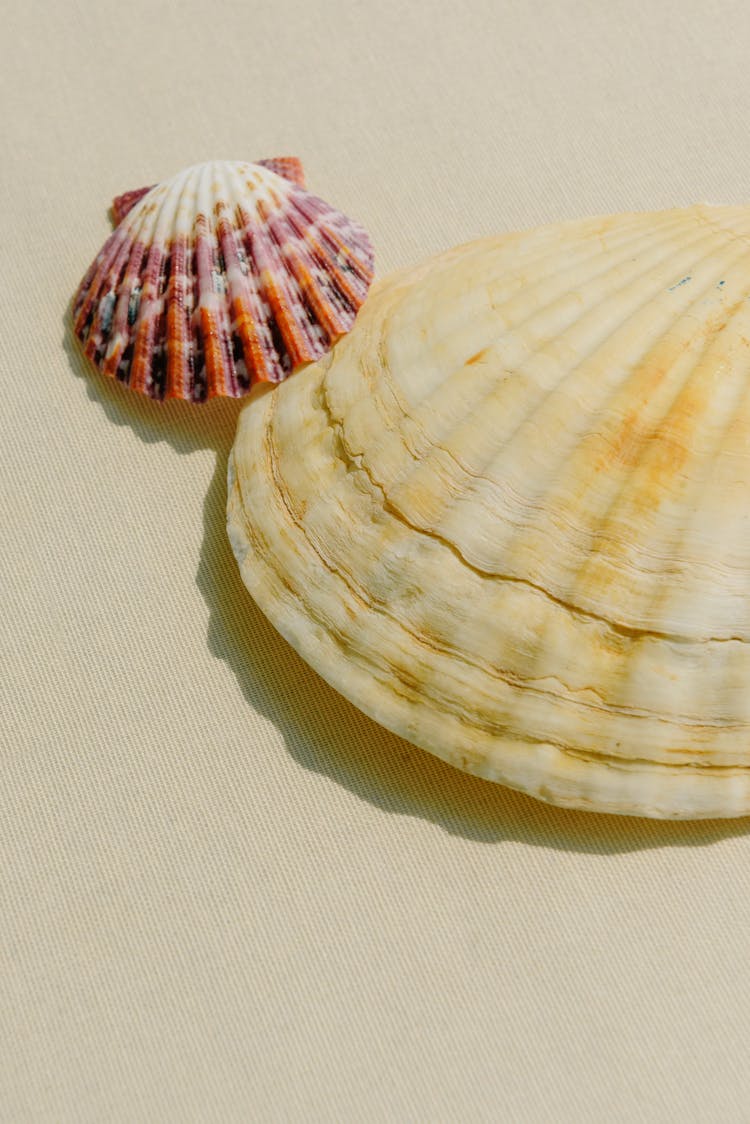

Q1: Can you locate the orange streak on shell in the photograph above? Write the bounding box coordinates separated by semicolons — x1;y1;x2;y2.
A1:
200;306;227;398
129;319;155;395
318;224;374;283
289;257;342;341
260;268;308;368
101;339;125;378
232;299;275;382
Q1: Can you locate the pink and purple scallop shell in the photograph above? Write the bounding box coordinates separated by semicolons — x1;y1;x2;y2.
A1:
73;159;374;402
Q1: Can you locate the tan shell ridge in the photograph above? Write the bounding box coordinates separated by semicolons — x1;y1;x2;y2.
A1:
74;159;374;401
227;204;750;819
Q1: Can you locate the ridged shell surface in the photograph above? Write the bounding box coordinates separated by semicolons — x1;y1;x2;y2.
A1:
228;205;750;819
74;160;374;401
110;157;307;226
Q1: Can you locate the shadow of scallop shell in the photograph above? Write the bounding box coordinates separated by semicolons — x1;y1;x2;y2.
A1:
73;159;374;402
229;204;750;819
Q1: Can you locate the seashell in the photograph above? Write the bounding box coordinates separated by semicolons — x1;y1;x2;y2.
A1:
74;159;374;402
111;186;153;227
228;204;750;819
110;157;307;225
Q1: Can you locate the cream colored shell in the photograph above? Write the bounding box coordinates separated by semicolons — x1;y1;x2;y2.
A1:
228;205;750;818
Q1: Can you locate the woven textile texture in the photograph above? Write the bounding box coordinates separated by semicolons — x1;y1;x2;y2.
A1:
4;1;750;1120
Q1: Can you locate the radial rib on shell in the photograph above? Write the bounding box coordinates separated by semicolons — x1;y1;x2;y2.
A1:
228;206;750;818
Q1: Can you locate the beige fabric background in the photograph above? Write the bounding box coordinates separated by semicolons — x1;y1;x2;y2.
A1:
4;1;750;1120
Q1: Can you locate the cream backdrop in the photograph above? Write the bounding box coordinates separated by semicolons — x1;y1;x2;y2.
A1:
4;1;750;1121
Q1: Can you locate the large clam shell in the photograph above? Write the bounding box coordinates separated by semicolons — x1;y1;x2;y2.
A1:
74;160;374;401
228;205;750;819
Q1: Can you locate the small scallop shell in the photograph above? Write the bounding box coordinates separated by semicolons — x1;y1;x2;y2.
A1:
74;159;374;401
228;204;750;819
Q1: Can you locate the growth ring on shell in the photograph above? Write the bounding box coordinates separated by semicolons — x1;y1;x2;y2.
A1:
228;204;750;819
